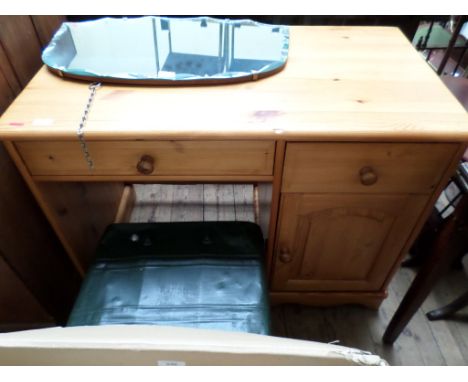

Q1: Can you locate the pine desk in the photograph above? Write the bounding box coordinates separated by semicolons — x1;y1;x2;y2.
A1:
1;26;467;308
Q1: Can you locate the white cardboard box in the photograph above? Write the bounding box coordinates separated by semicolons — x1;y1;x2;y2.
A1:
0;325;387;366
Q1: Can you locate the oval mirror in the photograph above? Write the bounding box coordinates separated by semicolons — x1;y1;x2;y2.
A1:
42;16;289;85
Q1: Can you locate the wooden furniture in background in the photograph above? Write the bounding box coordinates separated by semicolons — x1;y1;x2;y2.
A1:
0;16;80;331
383;195;468;343
383;75;468;344
1;26;467;308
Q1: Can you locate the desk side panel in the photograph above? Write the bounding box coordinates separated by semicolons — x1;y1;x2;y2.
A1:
37;182;125;271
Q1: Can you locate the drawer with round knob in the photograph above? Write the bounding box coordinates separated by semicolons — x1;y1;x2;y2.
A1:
282;142;458;194
15;140;275;178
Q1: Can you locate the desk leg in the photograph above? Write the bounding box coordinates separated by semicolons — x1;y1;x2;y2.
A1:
266;141;286;279
383;196;468;344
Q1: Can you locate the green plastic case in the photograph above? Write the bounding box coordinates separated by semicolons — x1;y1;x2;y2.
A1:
67;222;270;334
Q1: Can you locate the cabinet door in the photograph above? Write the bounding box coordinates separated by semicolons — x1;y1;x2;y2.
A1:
272;193;427;292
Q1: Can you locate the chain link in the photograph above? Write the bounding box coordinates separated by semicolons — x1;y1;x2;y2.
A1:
77;82;101;170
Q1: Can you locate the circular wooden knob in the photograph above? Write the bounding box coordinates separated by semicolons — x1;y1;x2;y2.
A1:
359;166;378;186
136;155;155;175
279;250;292;264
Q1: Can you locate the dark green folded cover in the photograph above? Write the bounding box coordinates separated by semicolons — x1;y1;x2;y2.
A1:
67;221;270;334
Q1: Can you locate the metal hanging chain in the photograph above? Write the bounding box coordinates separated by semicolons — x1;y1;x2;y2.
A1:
77;82;101;170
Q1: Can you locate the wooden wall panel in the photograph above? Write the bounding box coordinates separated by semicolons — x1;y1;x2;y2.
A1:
31;16;65;47
0;143;81;324
0;256;54;332
0;16;42;87
0;37;21;116
0;65;15;113
0;36;22;95
0;16;79;329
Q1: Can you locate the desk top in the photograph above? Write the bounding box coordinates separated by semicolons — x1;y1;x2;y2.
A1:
1;26;467;142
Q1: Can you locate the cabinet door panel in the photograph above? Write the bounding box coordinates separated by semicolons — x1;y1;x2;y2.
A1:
272;193;427;291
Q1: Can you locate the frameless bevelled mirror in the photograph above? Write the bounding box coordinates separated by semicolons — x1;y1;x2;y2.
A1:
42;16;289;85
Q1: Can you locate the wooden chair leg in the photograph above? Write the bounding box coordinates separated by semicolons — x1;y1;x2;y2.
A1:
383;196;468;344
426;290;468;321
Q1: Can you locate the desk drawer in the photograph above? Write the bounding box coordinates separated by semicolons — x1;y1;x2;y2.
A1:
16;140;275;177
282;142;458;194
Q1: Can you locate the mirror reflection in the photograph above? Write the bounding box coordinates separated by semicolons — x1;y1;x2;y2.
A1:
42;17;289;84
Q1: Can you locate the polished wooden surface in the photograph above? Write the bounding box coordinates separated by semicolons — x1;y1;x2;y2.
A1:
15;140;275;177
282;142;458;194
272;193;427;292
1;26;467;309
1;27;468;142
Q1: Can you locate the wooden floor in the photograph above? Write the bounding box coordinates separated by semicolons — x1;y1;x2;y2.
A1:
131;184;468;366
130;184;257;224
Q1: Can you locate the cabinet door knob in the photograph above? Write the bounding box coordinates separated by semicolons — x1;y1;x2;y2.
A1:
359;166;378;186
279;250;292;264
136;155;155;175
